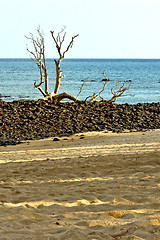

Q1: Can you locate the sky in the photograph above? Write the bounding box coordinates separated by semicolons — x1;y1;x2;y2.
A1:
1;0;160;58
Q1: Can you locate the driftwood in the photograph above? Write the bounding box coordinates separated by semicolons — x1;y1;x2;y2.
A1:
26;27;133;104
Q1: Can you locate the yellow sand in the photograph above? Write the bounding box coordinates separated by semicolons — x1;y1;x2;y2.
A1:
0;130;160;239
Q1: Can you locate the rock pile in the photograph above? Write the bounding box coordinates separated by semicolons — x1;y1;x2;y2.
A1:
0;99;159;146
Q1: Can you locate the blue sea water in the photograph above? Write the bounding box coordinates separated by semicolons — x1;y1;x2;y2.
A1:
0;58;160;104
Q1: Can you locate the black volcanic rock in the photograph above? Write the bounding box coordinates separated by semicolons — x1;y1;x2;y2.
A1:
0;100;159;146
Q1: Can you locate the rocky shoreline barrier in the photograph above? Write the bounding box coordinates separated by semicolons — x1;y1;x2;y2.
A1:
0;99;160;146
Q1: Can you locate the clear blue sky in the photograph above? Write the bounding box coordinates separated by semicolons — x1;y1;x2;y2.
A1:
1;0;160;58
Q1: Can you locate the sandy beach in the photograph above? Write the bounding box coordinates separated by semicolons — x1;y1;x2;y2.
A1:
0;130;160;239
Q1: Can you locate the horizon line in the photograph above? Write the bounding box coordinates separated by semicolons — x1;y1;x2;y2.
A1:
0;57;160;60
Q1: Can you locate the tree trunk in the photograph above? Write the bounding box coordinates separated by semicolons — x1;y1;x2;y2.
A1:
42;92;81;104
44;69;49;95
54;60;63;94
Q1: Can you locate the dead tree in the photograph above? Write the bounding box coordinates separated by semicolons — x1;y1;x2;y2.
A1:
26;26;79;103
26;27;133;104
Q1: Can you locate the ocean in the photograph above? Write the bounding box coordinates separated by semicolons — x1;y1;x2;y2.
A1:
0;58;160;104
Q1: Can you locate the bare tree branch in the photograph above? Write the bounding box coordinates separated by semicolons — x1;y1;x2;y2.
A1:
110;80;132;102
62;34;79;58
25;26;49;95
85;93;98;102
50;28;79;95
102;71;111;82
98;71;112;100
99;81;107;101
76;79;87;100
